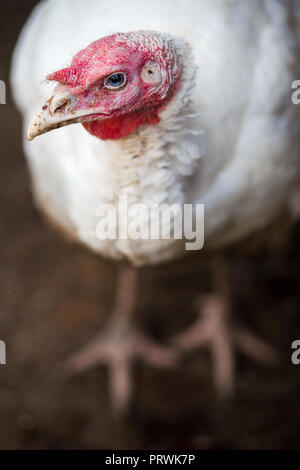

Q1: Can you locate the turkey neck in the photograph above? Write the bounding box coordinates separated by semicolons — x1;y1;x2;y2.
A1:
99;44;203;211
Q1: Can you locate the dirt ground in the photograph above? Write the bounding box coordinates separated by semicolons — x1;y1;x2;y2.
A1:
0;1;300;450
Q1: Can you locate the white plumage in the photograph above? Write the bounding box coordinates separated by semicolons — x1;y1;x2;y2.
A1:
10;0;300;410
11;0;300;265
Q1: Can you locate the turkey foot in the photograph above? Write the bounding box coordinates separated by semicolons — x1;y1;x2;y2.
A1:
65;266;177;414
173;259;279;397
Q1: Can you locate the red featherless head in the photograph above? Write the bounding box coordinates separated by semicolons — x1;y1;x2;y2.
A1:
28;31;184;141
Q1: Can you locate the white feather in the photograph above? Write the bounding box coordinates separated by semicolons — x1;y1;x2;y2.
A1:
10;0;300;265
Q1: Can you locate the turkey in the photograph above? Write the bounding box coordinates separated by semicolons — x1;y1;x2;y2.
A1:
11;0;300;412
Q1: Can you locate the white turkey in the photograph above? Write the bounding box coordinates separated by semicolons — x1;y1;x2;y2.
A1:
11;0;300;412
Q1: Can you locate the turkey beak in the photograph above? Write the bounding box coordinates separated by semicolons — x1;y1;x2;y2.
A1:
27;86;106;141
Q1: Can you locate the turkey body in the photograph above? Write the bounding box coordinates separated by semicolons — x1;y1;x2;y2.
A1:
11;0;300;266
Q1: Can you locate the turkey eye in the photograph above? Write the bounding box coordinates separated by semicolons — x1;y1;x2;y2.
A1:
104;73;126;89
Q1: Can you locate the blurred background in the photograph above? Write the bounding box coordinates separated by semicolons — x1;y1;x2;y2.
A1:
1;0;300;450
